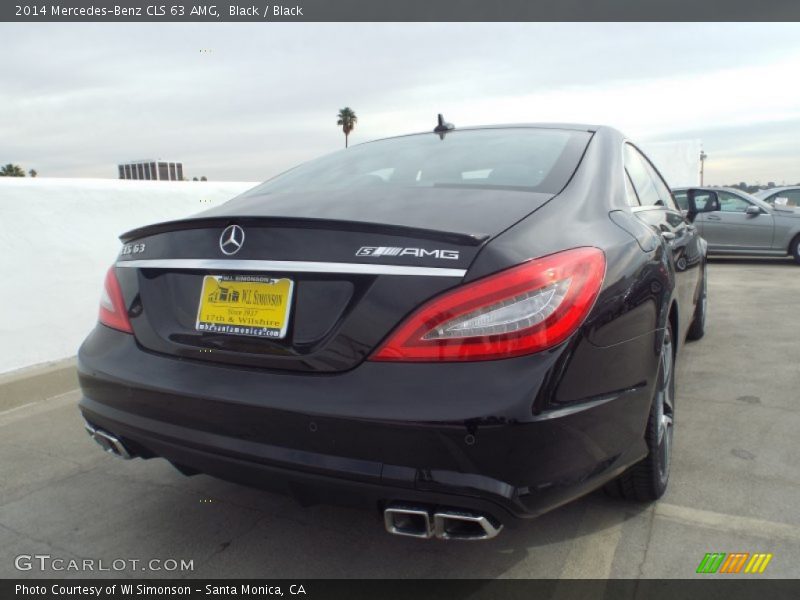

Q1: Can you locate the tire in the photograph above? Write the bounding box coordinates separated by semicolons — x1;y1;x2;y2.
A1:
686;266;707;341
791;235;800;266
604;323;675;502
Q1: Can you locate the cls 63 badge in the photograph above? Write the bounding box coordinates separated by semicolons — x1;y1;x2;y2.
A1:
120;243;146;256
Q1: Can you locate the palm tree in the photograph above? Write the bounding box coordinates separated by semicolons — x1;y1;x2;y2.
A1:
0;163;25;177
337;107;357;148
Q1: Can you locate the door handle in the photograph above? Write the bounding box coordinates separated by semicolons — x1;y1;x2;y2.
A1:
707;215;722;221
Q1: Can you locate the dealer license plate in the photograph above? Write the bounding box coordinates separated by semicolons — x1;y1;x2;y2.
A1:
195;275;294;339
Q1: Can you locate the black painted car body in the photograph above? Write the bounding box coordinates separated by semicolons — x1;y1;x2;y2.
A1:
78;124;707;536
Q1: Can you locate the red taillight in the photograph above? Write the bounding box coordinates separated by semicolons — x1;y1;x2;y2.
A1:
371;247;606;362
98;266;133;334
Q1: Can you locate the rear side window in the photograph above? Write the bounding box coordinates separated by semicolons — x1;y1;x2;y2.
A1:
769;190;800;207
786;191;800;206
624;144;678;210
643;161;679;211
243;128;592;197
624;145;661;207
623;172;640;207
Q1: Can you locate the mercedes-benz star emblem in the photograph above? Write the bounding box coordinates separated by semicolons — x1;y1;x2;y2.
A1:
219;224;245;256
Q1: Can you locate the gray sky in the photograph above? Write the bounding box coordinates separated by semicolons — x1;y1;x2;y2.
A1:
2;23;800;185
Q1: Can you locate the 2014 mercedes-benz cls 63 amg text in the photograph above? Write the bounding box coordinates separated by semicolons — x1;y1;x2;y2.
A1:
78;122;709;540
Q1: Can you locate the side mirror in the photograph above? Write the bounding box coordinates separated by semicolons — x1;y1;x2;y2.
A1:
685;189;720;222
745;205;761;216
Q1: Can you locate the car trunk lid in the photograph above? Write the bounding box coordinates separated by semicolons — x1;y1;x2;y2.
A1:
115;187;555;373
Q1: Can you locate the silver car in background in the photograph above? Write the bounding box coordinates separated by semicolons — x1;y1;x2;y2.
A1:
673;186;800;265
753;186;800;208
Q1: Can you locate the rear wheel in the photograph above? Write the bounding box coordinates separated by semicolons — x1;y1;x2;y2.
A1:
605;323;675;501
790;235;800;265
686;266;707;341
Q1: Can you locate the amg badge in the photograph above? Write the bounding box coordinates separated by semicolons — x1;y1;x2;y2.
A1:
356;247;460;260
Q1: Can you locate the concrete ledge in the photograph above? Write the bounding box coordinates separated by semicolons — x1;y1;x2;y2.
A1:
0;357;78;412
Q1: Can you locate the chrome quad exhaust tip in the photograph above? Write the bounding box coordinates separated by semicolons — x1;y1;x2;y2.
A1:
84;422;133;459
384;506;434;539
432;510;503;540
384;505;503;540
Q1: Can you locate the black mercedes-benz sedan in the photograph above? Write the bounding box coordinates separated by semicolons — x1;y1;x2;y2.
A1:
78;122;708;540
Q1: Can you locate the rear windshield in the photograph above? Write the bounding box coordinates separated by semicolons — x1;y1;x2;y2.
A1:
243;128;591;197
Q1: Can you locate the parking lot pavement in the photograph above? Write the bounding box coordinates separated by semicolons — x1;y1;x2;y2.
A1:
1;259;799;580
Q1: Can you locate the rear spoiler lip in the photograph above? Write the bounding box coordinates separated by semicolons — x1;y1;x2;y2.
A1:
120;216;491;247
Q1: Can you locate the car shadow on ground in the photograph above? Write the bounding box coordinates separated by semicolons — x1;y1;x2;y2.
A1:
90;454;652;579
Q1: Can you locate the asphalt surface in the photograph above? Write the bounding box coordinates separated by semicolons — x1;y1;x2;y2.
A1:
1;259;799;579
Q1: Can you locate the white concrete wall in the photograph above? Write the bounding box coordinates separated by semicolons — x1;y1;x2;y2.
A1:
0;178;258;374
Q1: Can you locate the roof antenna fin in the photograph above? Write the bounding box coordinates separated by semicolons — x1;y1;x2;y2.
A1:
434;113;455;139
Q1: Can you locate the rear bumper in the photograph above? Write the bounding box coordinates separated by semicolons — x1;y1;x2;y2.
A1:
78;325;654;524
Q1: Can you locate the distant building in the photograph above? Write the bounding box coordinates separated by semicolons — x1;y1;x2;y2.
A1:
118;159;184;181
